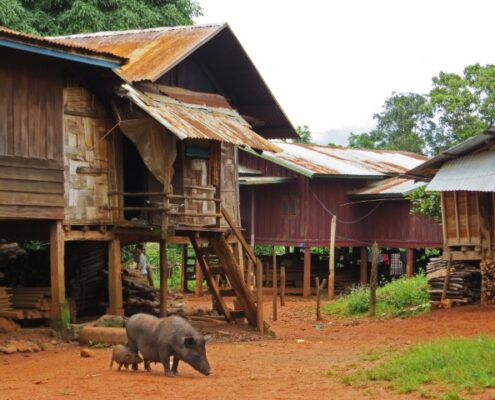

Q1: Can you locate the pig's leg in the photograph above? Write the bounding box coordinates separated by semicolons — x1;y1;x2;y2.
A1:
118;363;123;371
171;356;180;376
159;351;173;376
144;360;152;372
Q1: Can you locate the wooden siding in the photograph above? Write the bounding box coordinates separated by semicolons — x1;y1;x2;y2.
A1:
0;49;64;219
239;150;443;248
63;87;113;224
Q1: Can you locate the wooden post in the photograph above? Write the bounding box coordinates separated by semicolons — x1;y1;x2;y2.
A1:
180;244;187;292
49;221;70;330
256;259;264;335
406;248;414;278
315;277;327;321
303;246;312;297
195;259;203;296
369;242;379;317
360;247;368;286
272;247;277;321
441;253;453;302
159;240;168;317
248;186;256;290
280;266;286;306
107;239;124;316
328;215;336;299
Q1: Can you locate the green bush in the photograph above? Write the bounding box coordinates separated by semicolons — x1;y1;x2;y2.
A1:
344;335;495;398
324;274;429;318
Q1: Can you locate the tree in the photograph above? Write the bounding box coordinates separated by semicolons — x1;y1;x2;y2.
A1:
407;186;441;222
348;93;429;154
0;0;202;36
425;64;495;153
293;125;313;144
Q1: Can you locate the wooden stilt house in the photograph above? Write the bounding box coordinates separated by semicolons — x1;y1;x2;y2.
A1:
408;128;495;304
0;24;297;328
239;143;443;296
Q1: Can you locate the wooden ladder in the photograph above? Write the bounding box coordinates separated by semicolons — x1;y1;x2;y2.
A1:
189;232;258;326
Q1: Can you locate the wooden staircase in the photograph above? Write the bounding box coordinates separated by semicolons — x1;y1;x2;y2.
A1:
186;207;261;328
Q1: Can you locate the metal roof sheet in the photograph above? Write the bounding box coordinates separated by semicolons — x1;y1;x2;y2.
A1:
408;128;495;179
244;143;426;178
239;176;293;185
118;83;281;152
426;148;495;192
349;177;426;198
53;24;224;82
0;26;125;65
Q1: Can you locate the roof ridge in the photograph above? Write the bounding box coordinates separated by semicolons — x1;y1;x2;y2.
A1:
288;143;427;159
51;23;226;40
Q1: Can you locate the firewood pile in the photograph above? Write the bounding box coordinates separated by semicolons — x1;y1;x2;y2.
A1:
122;269;185;316
427;257;481;304
0;287;14;318
0;287;51;319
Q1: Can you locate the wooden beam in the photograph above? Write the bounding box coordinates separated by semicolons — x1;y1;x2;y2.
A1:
454;192;460;242
49;220;69;329
256;259;264;335
107;240;123;316
369;242;379;317
221;206;257;266
440;192;448;245
406;248;414;278
159;240;169;317
272;247;277;322
303;247;311;297
195;259;204;296
360;247;368;285
65;230;114;241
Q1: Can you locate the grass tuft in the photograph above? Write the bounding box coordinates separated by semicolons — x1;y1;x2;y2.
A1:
343;335;495;398
323;274;429;318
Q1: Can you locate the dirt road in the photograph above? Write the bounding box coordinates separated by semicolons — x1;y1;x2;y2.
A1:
2;298;495;400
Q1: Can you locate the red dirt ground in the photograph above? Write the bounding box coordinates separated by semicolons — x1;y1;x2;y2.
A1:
2;298;495;400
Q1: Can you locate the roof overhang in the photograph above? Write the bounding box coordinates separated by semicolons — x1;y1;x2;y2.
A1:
117;83;281;152
0;26;124;68
426;148;495;192
239;176;294;185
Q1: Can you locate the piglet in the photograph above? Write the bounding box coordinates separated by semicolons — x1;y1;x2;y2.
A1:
109;344;143;371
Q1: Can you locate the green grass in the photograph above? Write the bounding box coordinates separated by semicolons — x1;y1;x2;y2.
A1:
343;335;495;399
323;274;429;318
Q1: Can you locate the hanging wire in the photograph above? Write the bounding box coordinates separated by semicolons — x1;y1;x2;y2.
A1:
309;187;384;225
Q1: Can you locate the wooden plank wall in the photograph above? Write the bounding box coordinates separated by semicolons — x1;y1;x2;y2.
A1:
63;87;113;224
221;143;240;226
443;191;481;246
0;49;64;219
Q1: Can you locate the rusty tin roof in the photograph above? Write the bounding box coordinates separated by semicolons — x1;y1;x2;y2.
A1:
118;83;281;152
53;24;224;82
0;26;125;65
243;143;427;178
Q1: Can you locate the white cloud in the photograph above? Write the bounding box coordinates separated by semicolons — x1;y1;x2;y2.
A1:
196;0;495;145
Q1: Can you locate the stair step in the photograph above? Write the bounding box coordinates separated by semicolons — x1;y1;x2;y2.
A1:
208;265;225;275
230;310;245;319
219;288;236;297
199;247;216;257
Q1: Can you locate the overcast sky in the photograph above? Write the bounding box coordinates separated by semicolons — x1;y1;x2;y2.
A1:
196;0;495;145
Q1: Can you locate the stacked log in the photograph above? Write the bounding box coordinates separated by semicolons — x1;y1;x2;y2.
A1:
122;269;185;316
11;287;51;319
427;257;481;304
0;287;18;318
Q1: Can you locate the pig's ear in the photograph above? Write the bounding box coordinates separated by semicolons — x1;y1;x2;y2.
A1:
204;334;213;343
184;337;196;347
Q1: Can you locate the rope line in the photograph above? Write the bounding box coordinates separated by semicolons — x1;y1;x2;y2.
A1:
309;187;384;225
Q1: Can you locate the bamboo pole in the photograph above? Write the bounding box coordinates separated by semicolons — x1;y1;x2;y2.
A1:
369;241;379;317
280;266;286;306
256;259;264;335
272;247;277;321
328;215;336;300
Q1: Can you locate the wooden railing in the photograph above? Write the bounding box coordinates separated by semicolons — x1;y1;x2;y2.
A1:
108;190;223;228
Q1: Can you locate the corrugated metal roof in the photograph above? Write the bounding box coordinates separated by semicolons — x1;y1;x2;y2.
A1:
239;176;294;185
243;143;426;178
349;177;426;198
118;83;281;152
426;148;495;192
408;128;495;179
53;24;224;82
0;26;125;64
